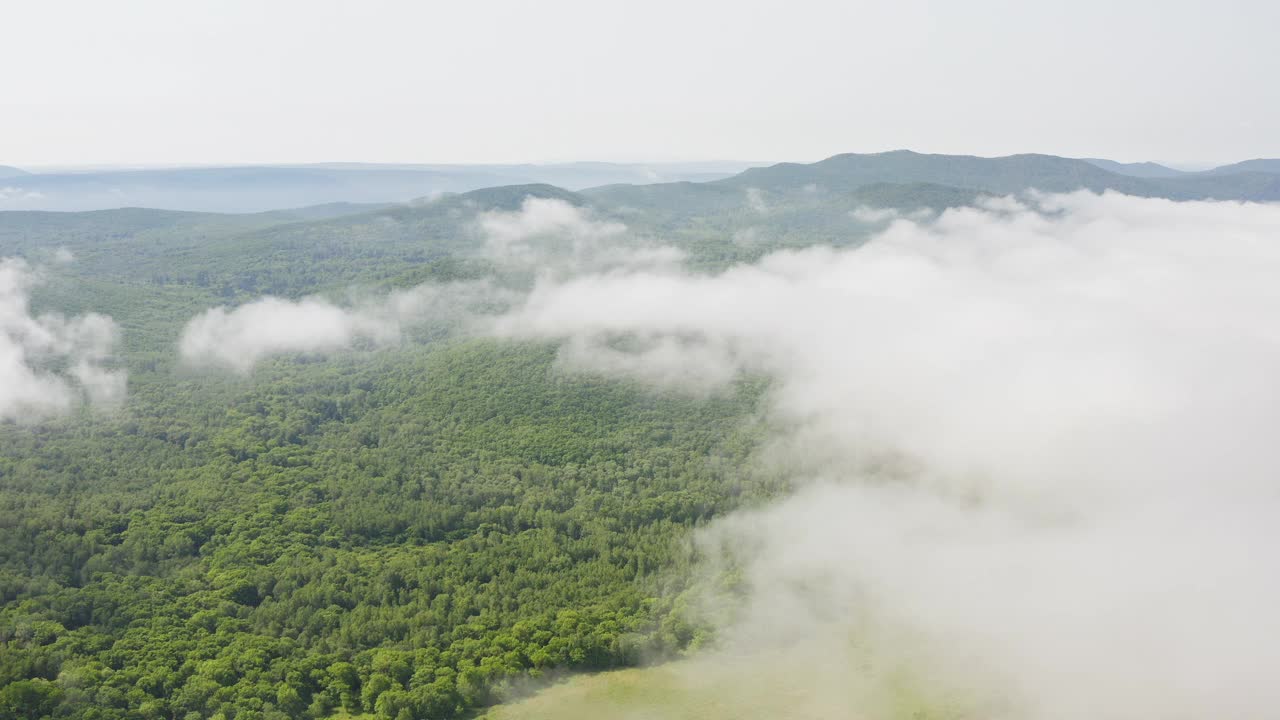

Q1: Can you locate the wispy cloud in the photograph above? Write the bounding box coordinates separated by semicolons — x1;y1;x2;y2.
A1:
0;258;125;420
745;187;769;214
478;197;681;275
178;283;493;373
0;186;47;207
178;198;676;372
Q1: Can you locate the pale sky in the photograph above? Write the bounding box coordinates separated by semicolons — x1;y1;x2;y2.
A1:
2;0;1277;167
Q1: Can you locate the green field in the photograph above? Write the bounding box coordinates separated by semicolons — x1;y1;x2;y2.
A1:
478;661;808;720
479;649;976;720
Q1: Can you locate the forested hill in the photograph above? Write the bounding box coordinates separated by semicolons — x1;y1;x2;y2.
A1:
1081;158;1186;178
704;149;1280;201
1202;158;1280;175
0;338;772;720
718;150;1141;194
0;182;778;720
0;178;975;361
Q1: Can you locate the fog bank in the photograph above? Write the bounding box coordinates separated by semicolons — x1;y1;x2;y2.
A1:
493;191;1280;719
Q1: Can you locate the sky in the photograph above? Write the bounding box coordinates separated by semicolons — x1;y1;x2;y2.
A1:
2;0;1278;168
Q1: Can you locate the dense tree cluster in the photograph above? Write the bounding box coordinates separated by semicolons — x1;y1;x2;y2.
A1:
0;184;833;720
1;341;769;719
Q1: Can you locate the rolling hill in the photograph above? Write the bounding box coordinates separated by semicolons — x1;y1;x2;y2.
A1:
1203;158;1280;175
692;149;1280;202
715;150;1152;195
1081;158;1187;178
742;151;1280;193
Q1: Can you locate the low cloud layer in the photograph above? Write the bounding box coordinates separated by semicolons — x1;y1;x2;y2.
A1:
492;191;1280;719
179;199;675;372
0;257;125;420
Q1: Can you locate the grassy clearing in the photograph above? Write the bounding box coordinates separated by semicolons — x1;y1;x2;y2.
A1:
477;649;972;720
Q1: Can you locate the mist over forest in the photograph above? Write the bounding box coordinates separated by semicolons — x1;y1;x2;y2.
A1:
4;144;1280;720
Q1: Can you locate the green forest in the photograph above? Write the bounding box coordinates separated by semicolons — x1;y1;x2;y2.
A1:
0;185;801;720
1;338;774;720
7;150;1256;720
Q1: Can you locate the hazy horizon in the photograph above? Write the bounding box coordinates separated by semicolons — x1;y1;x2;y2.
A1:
5;0;1279;168
5;158;775;173
0;152;1249;176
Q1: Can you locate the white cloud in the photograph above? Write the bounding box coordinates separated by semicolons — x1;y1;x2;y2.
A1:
477;197;680;274
0;186;47;207
850;205;934;224
179;197;652;373
0;257;125;420
180;296;398;373
731;227;763;246
492;191;1280;719
178;283;492;373
849;205;899;223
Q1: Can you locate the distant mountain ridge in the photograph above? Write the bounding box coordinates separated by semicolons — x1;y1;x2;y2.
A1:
1203;158;1280;175
718;150;1143;194
706;150;1280;202
1081;158;1187;178
4;152;1280;213
0;162;760;212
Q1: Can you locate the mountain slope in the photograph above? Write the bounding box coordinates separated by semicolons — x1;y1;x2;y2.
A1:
712;150;1280;201
1146;171;1280;201
1082;158;1186;178
0;164;29;179
717;150;1150;195
1204;158;1280;175
444;183;588;211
